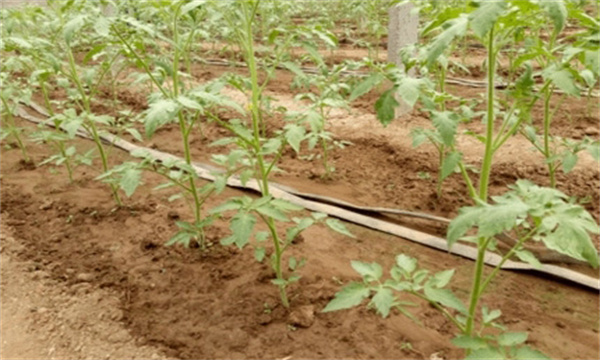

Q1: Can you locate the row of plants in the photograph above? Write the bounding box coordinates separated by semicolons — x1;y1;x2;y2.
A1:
1;1;599;359
325;1;600;359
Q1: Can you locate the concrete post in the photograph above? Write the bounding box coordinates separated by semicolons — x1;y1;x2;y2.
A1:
387;2;418;117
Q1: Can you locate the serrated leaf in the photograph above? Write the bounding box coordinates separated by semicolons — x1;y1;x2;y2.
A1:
441;151;461;180
229;212;256;249
94;17;111;37
119;168;142;197
83;44;107;64
465;347;505;360
254;247;266;262
322;282;370;312
371;287;394;318
469;1;506;38
181;0;206;15
166;231;192;247
351;261;382;281
430;269;455;288
515;249;542;269
256;204;289;222
432;110;458;146
514;346;551;360
540;0;567;34
349;73;384;102
451;335;489;350
543;66;580;97
284;124;305;153
447;206;480;248
326;218;355;238
497;332;528;347
281;61;306;79
375;89;399;126
395;254;417;274
424;286;467;314
397;77;423;108
209;200;242;214
63;15;86;44
177;95;203;110
561;151;578;173
271;199;303;212
145;99;179;137
426;16;468;67
478;198;529;238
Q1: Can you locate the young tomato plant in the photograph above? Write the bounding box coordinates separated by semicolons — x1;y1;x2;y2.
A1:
286;57;355;179
326;1;600;358
0;76;32;163
213;0;354;308
112;0;243;248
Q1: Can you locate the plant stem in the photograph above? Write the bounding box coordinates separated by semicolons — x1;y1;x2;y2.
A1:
477;26;496;202
1;98;30;162
542;85;556;188
66;47;122;206
242;0;289;308
58;142;74;182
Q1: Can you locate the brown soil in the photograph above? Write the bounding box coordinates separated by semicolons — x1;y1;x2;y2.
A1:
2;45;600;360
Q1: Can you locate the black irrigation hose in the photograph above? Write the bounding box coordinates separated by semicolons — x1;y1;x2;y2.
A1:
15;101;600;291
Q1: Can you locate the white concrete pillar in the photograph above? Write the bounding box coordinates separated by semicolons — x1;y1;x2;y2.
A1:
388;2;418;117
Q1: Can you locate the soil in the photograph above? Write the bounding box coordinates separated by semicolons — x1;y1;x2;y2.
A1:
2;41;600;359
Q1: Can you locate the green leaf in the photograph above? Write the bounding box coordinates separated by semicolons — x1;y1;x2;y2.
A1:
83;44;107;64
397;77;423;108
166;231;192;247
94;17;111;37
514;346;551;360
325;218;355;238
351;261;383;281
254;247;266;262
349;73;384;102
209;199;243;214
281;61;306;79
540;206;600;268
451;335;488;350
543;66;580;97
271;199;303;212
395;254;417;274
497;332;528;347
430;269;455;288
229;212;256;249
119;168;142;197
426;16;468;68
561;151;578;173
432;111;458;146
515;249;542;269
469;1;506;38
424;286;467;314
256;204;289;222
322;282;370;312
465;347;505;360
371;287;394;318
145;99;179;137
375;89;399;126
284;124;306;153
540;0;567;34
177;95;203;110
181;0;206;15
478;197;529;238
441;151;461;180
63;15;86;44
447;206;480;248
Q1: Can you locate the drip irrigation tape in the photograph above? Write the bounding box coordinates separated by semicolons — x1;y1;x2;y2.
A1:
16;103;600;291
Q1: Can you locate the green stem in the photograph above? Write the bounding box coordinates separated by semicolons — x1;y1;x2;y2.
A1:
66;47;122;206
40;79;54;116
542;85;555;188
1;98;30;162
242;0;289;308
58;141;74;182
477;26;497;202
411;291;464;332
464;241;488;335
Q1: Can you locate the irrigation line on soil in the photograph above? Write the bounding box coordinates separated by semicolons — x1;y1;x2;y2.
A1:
198;58;600;97
16;103;600;291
